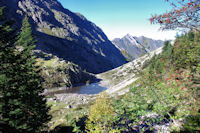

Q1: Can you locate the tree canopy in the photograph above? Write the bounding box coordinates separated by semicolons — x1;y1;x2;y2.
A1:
0;8;51;132
150;0;200;32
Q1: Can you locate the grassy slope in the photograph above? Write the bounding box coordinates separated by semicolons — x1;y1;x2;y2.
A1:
35;51;93;89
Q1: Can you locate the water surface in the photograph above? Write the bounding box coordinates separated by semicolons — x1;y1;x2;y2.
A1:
47;82;107;95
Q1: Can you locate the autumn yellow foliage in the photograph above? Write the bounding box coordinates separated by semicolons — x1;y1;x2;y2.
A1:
86;92;119;133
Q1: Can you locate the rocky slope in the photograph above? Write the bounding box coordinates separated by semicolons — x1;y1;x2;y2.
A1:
113;34;163;60
97;46;163;95
35;51;94;89
2;0;126;74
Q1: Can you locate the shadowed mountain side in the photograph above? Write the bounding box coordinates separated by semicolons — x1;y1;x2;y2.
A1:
34;31;123;74
3;0;127;74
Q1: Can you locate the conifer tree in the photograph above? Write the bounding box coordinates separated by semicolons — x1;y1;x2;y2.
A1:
0;10;51;132
0;6;21;132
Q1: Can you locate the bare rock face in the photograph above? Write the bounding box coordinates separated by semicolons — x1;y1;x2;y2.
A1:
3;0;126;74
113;34;164;60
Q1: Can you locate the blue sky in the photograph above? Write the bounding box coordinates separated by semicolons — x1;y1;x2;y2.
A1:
58;0;177;40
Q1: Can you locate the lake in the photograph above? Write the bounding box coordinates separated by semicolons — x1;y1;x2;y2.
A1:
46;82;108;95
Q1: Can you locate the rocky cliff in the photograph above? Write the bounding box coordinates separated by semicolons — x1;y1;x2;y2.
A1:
2;0;126;73
113;34;163;60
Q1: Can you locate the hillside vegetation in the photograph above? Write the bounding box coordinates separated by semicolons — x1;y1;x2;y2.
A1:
35;51;94;89
83;31;200;133
44;31;199;133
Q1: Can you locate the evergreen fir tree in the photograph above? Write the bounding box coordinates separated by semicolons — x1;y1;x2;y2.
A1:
162;41;173;58
0;6;21;132
0;10;51;132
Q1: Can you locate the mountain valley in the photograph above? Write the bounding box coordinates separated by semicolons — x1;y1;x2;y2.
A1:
1;0;199;132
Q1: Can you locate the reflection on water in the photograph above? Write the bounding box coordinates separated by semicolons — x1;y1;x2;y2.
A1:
77;83;107;94
48;82;107;95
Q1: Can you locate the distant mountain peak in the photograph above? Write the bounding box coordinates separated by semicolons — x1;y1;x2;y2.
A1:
124;35;141;47
124;34;134;40
112;34;164;60
124;33;132;38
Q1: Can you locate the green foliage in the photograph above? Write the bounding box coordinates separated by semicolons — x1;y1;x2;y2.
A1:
82;31;200;132
16;15;36;49
112;87;150;131
172;32;200;72
36;55;93;89
86;92;116;133
162;41;173;58
0;14;51;132
138;32;200;131
142;41;173;72
115;87;148;120
0;8;17;132
182;114;200;132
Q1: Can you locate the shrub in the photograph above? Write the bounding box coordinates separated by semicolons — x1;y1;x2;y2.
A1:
86;92;116;133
